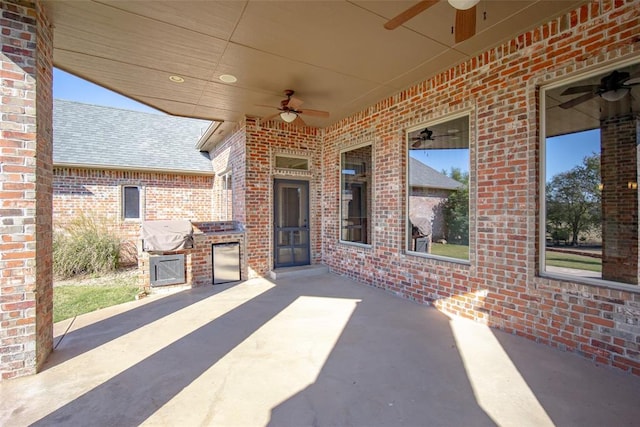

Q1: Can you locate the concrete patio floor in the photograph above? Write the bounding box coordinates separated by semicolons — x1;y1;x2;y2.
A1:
1;272;639;426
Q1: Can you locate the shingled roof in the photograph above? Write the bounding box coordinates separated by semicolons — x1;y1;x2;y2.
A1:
53;99;214;174
409;157;463;190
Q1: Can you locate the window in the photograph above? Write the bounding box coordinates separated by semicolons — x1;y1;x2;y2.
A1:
275;155;309;171
341;144;372;244
221;172;232;220
122;185;141;220
541;60;639;286
406;115;470;261
222;172;232;190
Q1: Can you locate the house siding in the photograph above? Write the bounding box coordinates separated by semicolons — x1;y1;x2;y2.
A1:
320;0;640;374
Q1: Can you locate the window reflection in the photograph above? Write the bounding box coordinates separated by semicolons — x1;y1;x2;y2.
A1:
543;62;639;285
341;145;371;244
407;115;470;261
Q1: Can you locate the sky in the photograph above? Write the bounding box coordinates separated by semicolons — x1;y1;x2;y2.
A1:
54;68;597;179
53;68;161;114
545;129;600;180
410;129;599;180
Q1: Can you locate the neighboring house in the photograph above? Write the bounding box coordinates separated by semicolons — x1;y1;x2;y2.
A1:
52;100;215;263
408;156;463;244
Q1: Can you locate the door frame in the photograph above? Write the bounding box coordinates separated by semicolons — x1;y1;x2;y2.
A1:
273;178;311;269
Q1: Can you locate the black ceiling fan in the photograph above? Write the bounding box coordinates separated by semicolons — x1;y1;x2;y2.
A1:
559;70;640;109
410;128;451;148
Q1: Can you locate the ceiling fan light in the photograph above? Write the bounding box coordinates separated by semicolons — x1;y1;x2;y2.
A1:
280;111;298;123
600;87;630;102
448;0;480;10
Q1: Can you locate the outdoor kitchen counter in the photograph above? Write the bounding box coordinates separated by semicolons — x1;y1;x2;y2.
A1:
139;221;246;290
190;223;246;287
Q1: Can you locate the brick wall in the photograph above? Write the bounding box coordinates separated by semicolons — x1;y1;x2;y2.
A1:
211;118;322;277
320;0;640;374
600;114;638;284
211;121;247;224
53;167;214;263
244;118;322;277
0;0;53;380
408;189;448;240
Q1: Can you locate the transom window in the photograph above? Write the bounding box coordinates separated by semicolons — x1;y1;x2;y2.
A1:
275;155;309;171
406;115;470;261
340;144;372;245
541;60;640;287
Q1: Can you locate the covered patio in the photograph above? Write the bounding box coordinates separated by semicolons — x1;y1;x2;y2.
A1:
3;0;640;391
1;272;639;426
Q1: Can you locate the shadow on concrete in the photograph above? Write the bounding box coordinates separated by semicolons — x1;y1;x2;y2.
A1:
491;328;640;426
44;285;220;370
32;275;495;426
23;272;640;426
33;282;295;426
267;278;497;427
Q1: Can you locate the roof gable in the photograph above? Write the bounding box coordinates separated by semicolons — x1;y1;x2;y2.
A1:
53;100;213;174
409;157;463;190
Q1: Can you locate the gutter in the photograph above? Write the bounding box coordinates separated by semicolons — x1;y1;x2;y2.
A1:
53;162;215;176
195;121;222;151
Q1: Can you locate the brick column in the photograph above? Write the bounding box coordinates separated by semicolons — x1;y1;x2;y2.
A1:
600;114;638;285
0;0;54;380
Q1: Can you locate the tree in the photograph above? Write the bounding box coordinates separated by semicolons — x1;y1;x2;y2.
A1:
442;168;469;245
546;154;601;246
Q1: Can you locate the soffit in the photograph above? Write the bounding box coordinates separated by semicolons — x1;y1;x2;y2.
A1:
43;0;586;149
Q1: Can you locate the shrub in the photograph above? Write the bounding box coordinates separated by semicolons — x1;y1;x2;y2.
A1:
53;214;122;278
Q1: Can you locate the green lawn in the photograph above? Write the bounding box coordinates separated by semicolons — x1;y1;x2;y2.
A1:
54;285;140;323
430;243;469;260
427;244;600;271
545;251;602;272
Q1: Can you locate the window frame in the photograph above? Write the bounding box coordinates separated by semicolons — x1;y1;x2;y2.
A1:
219;171;233;220
339;142;373;248
274;154;310;171
405;112;472;265
538;59;640;291
121;184;143;221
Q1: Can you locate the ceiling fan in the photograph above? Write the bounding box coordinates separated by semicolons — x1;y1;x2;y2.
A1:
260;89;329;126
384;0;479;43
410;128;452;148
559;69;640;109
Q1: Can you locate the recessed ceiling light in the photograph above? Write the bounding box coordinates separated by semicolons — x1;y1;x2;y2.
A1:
169;75;185;83
219;74;237;83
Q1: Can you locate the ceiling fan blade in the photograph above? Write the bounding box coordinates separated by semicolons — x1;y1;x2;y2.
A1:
292;116;307;127
411;140;435;149
256;104;279;109
618;70;640;85
262;112;281;121
559;92;597;109
384;0;438;30
287;96;304;110
454;6;476;43
560;85;599;96
299;108;330;118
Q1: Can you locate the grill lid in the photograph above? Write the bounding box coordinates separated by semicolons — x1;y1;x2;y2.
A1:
141;220;193;252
